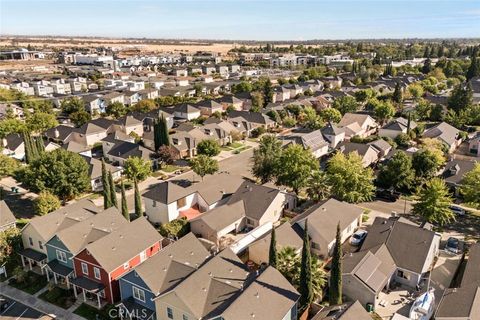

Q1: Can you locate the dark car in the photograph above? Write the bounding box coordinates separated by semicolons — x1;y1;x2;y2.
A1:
375;188;399;202
445;237;462;254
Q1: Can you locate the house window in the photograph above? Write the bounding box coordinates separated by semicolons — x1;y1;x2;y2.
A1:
132;286;145;302
167;307;174;319
183;315;189;320
56;250;67;263
152;200;156;208
38;241;43;250
246;218;255;226
177;197;186;208
81;262;88;275
140;251;147;262
311;242;320;250
29;237;33;246
94;267;101;280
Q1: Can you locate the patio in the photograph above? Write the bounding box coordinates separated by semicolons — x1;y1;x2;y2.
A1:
376;286;415;318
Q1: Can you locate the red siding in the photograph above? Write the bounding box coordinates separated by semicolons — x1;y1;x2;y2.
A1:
73;241;161;304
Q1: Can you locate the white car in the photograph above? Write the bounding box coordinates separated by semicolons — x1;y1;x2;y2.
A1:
350;230;368;246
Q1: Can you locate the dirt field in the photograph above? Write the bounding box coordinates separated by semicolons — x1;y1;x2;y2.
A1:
0;36;249;55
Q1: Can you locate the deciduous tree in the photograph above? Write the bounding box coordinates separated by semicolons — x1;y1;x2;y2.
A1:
413;178;454;225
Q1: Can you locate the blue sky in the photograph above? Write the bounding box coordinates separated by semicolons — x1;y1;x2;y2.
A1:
1;0;479;40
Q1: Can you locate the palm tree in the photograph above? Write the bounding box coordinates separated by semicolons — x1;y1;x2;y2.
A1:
276;246;327;302
307;170;331;202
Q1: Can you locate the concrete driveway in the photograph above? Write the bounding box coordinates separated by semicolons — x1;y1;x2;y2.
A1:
429;251;462;303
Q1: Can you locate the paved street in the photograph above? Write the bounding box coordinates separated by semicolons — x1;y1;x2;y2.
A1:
358;198;413;216
0;282;84;320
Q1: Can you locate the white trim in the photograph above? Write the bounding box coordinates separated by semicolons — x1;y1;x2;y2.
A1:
94;267;101;280
74;257;102;268
119;276;152;293
133;286;146;303
81;262;89;275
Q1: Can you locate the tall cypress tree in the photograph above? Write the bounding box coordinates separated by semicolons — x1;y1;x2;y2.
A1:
329;222;343;305
393;82;403;104
120;181;129;221
268;226;277;268
466;54;480;80
22;132;32;163
134;178;142;217
154;114;170;150
101;158;112;209
299;220;313;311
108;171;117;208
35;136;45;155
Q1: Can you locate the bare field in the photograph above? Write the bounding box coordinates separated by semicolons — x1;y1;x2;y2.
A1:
0;37;250;54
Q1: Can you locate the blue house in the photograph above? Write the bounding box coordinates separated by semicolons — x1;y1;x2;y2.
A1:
118;233;211;320
44;208;127;288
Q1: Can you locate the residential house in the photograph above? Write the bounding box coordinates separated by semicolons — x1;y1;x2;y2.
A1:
339;142;380;167
274;87;291;102
142;173;245;224
19;200;100;275
227;110;276;130
469;132;480;156
220;266;300;320
1;133;25;160
102;92;125;107
71;217;163;306
442;158;477;195
0;200;16;231
423;122;461;153
435;243;480;320
83;94;106;114
281;129;329;158
62;140;92;157
139;88;158;100
321;122;346;149
311;300;373;320
216;95;244;111
123;91;142;106
82;156;122;191
118;233;211;320
338;113;378;139
202;122;234;146
195;100;223;116
292;199;363;258
248;222;303;265
173;104;201;121
114;114;144;137
342;217;440;308
367;139;393;160
44;208;127;290
104;139;157;168
378;117;417;139
202;65;216;75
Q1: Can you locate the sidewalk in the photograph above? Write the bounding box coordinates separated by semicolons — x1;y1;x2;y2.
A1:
0;281;85;320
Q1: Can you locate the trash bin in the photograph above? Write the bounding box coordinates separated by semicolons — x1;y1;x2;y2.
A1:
366;303;374;312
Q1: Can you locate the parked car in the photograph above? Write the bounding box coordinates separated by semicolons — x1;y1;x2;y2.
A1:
449;205;466;216
350;230;368;246
375;188;400;202
445;237;462;254
0;297;9;312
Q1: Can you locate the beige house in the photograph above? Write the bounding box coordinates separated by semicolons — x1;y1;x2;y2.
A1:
248;222;303;265
292;199;363;258
19;200;100;273
338;113;378;139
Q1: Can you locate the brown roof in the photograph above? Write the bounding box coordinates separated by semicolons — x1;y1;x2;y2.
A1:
221;266;300;320
312;300;373;320
131;233;210;295
52;207;128;255
0;200;15;228
84;217;163;273
26;199;100;241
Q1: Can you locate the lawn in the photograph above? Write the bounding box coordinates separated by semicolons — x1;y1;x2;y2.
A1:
161;165;183;173
39;286;76;309
73;303;116;320
8;271;48;294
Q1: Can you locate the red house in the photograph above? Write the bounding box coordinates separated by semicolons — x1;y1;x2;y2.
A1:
71;217;163;307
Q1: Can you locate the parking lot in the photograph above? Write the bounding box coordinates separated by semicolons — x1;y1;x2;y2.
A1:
0;295;52;320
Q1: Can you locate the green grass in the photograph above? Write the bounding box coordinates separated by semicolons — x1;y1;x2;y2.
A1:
39;286;76;309
229;142;244;149
8;271;47;294
161;165;183;173
73;303;116;320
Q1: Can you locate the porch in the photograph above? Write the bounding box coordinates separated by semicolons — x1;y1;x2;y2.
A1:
71;276;107;309
117;297;156;320
18;248;47;275
44;260;74;289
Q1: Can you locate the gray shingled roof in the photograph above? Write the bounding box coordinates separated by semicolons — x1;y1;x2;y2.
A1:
0;200;15;228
